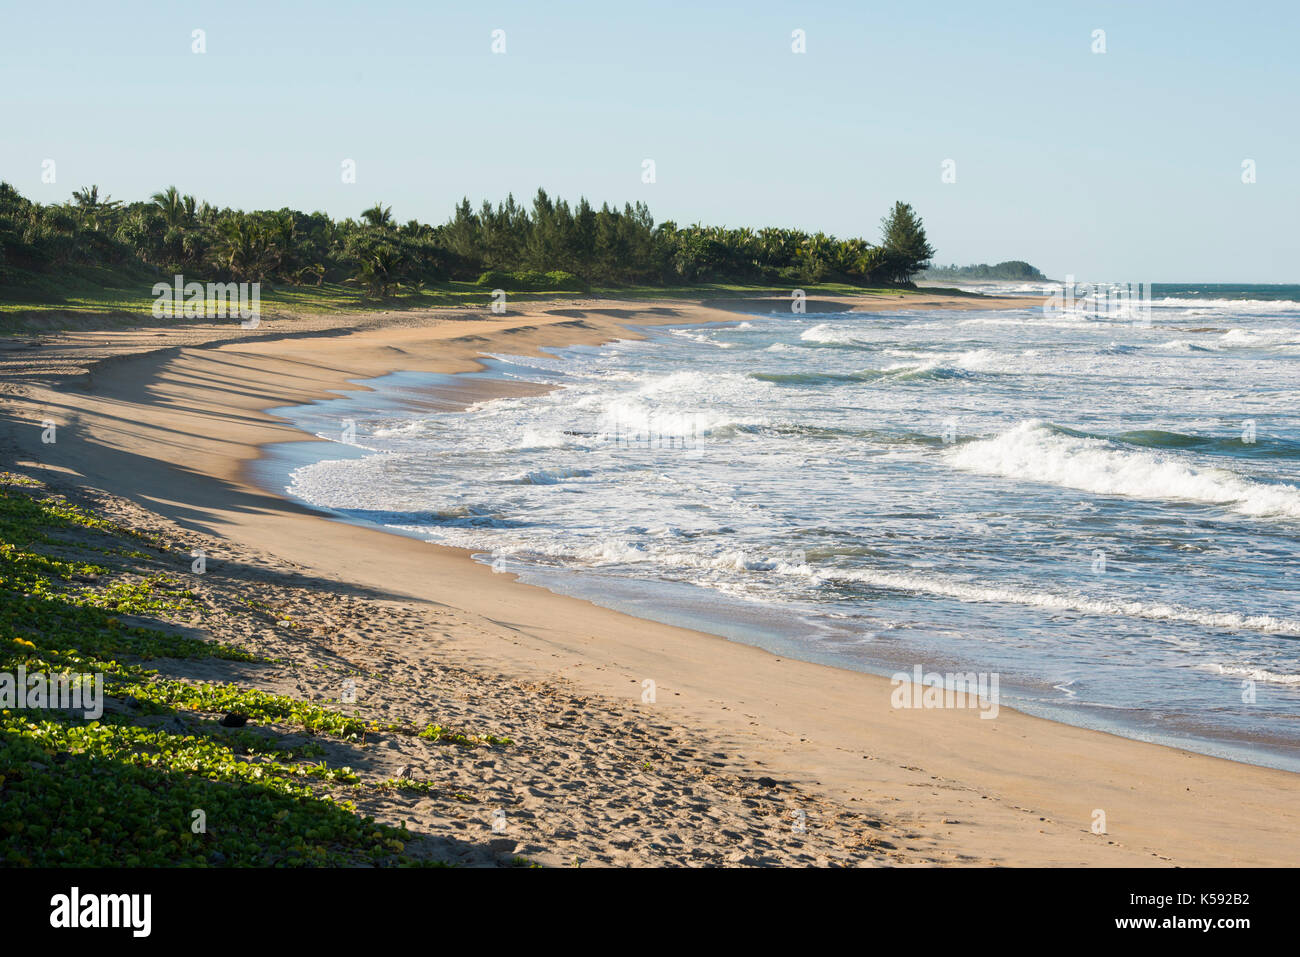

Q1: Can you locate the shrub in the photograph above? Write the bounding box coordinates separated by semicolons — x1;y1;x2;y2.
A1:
544;270;582;290
476;269;583;291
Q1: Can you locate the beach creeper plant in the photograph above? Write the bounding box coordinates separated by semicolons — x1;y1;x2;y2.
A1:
0;473;504;865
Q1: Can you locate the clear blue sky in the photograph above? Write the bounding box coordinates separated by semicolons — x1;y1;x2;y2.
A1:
3;0;1296;281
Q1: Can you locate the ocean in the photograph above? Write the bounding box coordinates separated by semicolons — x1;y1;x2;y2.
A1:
259;284;1300;770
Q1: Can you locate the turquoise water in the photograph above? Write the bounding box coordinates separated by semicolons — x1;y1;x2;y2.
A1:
264;292;1300;770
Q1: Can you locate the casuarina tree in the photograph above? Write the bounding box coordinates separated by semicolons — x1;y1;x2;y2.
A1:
879;201;936;283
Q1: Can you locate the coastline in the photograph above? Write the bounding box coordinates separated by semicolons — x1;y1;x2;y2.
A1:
4;292;1298;866
257;342;1300;774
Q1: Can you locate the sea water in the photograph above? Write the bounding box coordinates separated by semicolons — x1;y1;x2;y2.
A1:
261;286;1300;770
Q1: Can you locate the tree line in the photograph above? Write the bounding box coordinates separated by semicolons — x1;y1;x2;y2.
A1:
0;181;936;298
922;260;1045;281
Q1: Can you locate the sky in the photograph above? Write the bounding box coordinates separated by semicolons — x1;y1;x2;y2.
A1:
2;0;1297;282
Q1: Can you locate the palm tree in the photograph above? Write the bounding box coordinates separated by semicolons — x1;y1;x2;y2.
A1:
70;185;122;231
150;186;186;228
294;263;326;286
266;210;296;273
71;184;101;208
71;185;120;213
349;244;401;297
215;214;273;281
360;203;393;228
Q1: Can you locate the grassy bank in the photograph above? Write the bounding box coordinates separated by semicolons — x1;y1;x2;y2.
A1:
0;273;969;335
0;273;946;325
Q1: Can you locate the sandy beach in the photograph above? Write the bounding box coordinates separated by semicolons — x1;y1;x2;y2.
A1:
2;291;1297;867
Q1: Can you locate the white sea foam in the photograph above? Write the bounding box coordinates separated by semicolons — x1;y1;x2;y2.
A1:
516;427;572;449
372;420;429;438
597;400;743;439
957;315;1117;329
799;323;871;345
571;539;652;564
1152;297;1300;313
951;348;1006;371
1217;327;1300;348
670;328;732;348
672;548;813;575
1209;664;1300;685
945;421;1300;518
831;567;1300;635
593;370;771;438
513;467;592;485
287;454;402;508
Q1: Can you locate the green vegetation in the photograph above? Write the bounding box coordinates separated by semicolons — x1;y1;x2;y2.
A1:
922;260;1047;281
0;180;938;315
418;724;511;747
0;473;505;865
475;268;583;292
876;202;936;283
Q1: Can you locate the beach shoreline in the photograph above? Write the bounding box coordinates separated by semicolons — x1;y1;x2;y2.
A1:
256;337;1300;774
3;291;1297;866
